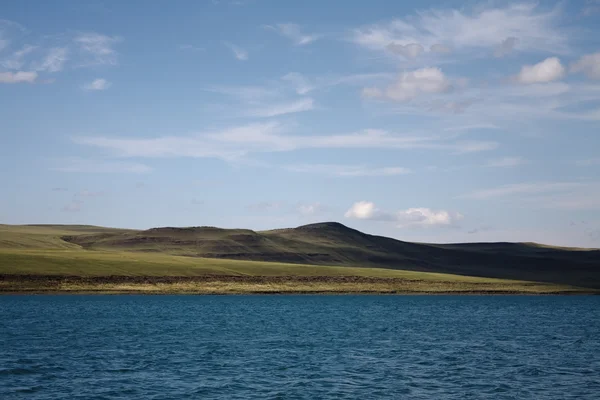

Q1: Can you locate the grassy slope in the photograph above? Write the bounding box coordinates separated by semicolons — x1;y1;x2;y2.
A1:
0;249;589;295
49;222;600;288
0;223;598;293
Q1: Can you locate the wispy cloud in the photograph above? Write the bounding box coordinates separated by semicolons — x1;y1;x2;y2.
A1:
386;42;424;58
264;23;320;45
583;0;600;16
344;201;463;228
575;158;600;166
74;32;121;66
297;202;326;216
459;182;600;210
352;3;567;55
286;164;411;177
460;182;584;200
34;47;69;72
570;52;600;80
82;78;111;91
0;19;26;52
62;200;83;212
61;189;105;212
178;44;205;52
1;44;37;69
247;201;283;212
411;80;600;123
73;123;499;161
53;158;152;173
204;84;278;104
206;73;392;113
245;97;314;117
494;37;518;57
282;71;395;95
224;42;248;60
443;124;500;132
1;25;119;74
281;72;315;95
78;190;104;198
206;82;315;117
486;157;527;168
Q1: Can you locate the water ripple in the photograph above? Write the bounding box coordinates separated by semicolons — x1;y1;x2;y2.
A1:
1;295;599;399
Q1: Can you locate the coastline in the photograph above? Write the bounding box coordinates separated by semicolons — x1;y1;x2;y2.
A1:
2;275;597;295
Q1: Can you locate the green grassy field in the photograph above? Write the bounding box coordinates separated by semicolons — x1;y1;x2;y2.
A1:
0;223;598;294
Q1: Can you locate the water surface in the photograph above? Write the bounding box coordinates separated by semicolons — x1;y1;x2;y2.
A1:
1;295;599;399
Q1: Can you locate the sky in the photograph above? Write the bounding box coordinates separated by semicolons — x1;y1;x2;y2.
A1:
1;0;600;247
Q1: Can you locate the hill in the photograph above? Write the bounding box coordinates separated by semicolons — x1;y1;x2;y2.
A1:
1;222;598;290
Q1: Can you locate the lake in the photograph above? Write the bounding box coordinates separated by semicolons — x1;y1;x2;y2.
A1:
1;295;599;399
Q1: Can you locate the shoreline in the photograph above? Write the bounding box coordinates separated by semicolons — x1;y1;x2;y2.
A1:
2;274;597;295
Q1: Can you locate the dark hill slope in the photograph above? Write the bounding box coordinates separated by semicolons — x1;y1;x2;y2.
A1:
60;221;600;288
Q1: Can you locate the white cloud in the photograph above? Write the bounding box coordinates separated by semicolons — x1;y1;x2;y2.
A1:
0;71;37;83
287;164;411;177
35;47;68;72
74;33;120;66
385;42;424;58
570;52;600;80
345;201;383;220
430;43;452;54
352;3;566;54
265;23;319;45
494;37;518;57
515;57;565;84
363;67;451;102
224;42;248;60
245;97;314;117
396;208;463;228
82;78;111;91
486;157;527;168
53;158;152;173
344;201;463;228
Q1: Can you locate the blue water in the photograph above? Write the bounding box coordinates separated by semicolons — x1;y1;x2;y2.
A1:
1;295;599;399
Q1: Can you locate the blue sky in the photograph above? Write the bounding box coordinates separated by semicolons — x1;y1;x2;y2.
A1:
1;0;600;247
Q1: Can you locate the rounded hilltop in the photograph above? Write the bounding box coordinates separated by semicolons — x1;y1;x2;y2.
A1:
295;222;350;230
